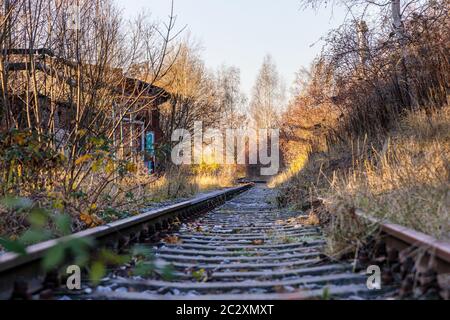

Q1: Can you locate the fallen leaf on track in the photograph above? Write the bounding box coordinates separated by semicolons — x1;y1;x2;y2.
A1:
191;268;212;282
163;235;182;244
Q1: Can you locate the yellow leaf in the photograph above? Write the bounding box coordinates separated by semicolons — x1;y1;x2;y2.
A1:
163;235;182;244
80;213;93;226
14;133;26;145
126;162;137;173
105;160;115;174
92;159;103;172
75;154;92;166
53;198;64;210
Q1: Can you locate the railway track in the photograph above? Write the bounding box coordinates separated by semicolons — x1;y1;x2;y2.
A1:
1;183;448;300
0;184;252;299
58;185;395;300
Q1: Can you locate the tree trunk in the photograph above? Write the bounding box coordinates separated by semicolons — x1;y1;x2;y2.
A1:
392;0;416;107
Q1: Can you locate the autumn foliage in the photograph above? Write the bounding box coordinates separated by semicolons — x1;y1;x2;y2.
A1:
274;0;449;252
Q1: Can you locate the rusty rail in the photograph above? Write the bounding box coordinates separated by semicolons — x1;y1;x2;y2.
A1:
0;183;253;300
356;210;450;266
356;209;450;298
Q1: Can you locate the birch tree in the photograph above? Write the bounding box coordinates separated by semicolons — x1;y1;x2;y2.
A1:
250;55;285;129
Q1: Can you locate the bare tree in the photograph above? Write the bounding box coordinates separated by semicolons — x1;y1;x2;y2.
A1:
249;54;285;129
293;0;448;139
215;65;247;130
156;40;218;137
0;0;184;216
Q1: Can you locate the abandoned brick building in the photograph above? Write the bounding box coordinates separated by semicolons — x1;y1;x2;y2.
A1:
1;48;170;174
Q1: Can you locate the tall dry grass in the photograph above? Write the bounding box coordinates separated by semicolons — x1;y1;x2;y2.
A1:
273;2;449;256
275;105;449;256
323;105;449;254
0;161;240;237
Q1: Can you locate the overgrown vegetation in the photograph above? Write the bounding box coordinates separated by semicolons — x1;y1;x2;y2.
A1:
0;1;246;239
274;0;449;256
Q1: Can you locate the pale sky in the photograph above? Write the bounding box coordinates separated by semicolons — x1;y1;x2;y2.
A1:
115;0;347;99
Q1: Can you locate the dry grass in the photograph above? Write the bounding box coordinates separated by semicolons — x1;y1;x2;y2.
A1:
0;163;240;237
326;105;449;240
145;165;237;201
275;105;450;255
272;2;449;257
268;152;309;189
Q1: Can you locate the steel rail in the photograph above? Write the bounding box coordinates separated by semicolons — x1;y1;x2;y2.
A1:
0;183;253;299
356;210;450;268
355;209;450;299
